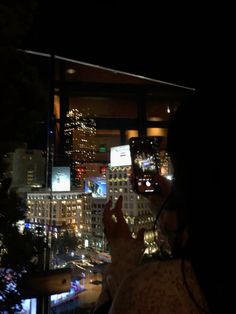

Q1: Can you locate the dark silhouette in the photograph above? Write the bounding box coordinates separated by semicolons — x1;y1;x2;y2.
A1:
94;92;234;313
166;93;234;313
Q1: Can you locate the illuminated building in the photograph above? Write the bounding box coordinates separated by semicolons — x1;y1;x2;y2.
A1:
107;165;158;253
90;198;107;251
26;191;92;237
26;190;108;250
64;108;96;187
64;108;96;161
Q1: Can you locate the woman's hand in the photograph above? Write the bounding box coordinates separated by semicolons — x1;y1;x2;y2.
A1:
102;196;146;299
103;195;145;264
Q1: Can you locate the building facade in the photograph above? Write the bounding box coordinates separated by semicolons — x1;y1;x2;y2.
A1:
5;147;46;191
27;191;92;235
106;164;157;252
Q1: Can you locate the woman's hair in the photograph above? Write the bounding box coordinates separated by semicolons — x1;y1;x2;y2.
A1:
166;93;234;313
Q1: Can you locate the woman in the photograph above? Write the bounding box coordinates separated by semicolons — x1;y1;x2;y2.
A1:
94;94;233;313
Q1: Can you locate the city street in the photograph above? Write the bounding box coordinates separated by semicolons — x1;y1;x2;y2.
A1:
51;265;103;313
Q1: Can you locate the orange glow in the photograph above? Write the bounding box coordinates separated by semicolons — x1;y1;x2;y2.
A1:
148;116;163;121
147;128;167;137
126;130;138;140
54;95;60;119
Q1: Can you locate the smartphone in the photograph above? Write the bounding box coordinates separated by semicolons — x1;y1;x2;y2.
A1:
129;136;160;194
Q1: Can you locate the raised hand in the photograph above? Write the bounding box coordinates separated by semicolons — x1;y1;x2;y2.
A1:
103;195;145;264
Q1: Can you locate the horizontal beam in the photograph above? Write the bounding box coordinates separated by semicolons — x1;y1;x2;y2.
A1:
96;118;168;129
55;118;168;130
21;268;72;298
55;81;192;98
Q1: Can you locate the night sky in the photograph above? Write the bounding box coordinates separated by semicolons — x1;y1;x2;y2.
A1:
24;2;234;95
23;2;234;94
24;2;209;89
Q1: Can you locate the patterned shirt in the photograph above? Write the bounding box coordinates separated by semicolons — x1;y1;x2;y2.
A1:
108;259;209;314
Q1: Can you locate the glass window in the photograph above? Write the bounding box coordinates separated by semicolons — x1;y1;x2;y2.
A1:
69;96;137;119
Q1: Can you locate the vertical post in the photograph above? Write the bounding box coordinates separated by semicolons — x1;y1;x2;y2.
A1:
58;61;69;166
46;52;55;266
120;129;126;145
45;53;55;189
37;53;55;314
136;92;147;137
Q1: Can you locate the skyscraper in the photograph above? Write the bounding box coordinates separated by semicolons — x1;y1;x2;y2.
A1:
64;108;96;187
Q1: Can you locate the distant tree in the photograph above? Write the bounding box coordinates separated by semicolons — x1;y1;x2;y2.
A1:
0;170;46;312
52;230;79;256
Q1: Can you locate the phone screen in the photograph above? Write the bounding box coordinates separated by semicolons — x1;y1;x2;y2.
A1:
129;137;160;194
